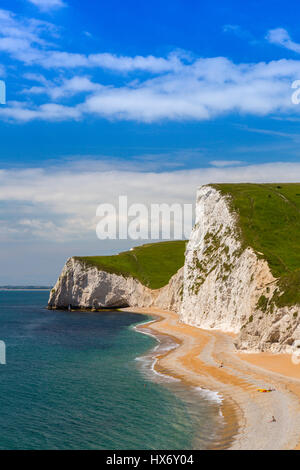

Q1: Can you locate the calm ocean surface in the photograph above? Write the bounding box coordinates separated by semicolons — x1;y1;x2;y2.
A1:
0;291;226;450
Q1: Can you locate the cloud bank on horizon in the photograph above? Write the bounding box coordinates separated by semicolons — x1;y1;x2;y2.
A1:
1;8;300;123
0;159;299;243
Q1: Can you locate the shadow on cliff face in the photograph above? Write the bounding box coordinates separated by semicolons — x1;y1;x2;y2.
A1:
48;302;130;311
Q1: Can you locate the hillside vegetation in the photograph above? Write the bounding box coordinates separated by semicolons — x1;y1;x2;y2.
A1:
75;240;186;290
212;183;300;306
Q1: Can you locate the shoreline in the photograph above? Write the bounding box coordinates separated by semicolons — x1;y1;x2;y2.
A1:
133;314;235;450
122;307;300;450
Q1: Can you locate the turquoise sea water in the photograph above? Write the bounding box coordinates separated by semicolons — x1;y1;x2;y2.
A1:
0;291;225;450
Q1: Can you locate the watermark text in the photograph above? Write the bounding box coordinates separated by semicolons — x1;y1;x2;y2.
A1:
96;196;193;240
0;341;6;365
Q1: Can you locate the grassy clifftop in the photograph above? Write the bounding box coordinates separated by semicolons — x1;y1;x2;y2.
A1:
75;240;186;290
212;183;300;306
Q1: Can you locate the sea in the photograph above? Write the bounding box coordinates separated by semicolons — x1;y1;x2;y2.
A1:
0;290;228;450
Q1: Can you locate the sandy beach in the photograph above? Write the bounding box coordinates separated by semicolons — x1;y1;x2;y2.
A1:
122;307;300;450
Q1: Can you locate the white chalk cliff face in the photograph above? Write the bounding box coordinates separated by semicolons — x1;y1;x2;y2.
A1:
48;257;183;313
180;186;300;353
180;185;272;333
49;185;300;353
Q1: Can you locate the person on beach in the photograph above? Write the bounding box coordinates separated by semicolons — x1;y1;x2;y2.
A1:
269;416;276;422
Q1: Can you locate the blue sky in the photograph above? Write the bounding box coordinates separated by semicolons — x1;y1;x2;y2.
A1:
1;0;300;283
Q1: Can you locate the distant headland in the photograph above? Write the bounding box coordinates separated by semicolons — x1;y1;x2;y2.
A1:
0;286;52;291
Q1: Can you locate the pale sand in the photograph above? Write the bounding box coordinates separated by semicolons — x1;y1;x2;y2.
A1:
122;307;300;450
237;353;300;380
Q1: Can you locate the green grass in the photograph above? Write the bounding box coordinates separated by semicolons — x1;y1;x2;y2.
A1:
75;240;186;290
211;183;300;307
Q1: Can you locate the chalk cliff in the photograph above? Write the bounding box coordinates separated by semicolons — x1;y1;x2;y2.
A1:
180;186;300;352
49;185;300;353
48;257;183;313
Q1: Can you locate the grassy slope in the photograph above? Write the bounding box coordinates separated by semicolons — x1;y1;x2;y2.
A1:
212;183;300;307
75;240;186;290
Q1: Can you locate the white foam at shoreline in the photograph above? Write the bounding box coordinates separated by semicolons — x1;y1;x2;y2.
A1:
133;322;180;382
133;321;178;354
133;323;160;340
194;386;224;404
135;353;180;382
133;319;224;407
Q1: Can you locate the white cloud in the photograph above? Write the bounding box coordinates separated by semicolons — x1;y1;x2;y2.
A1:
2;57;300;123
0;9;58;65
238;125;300;142
27;0;66;12
0;101;81;121
19;50;184;72
23;75;103;99
0;11;185;71
88;52;184;73
210;160;244;167
0;161;299;242
267;28;300;54
223;24;256;43
0;8;58;43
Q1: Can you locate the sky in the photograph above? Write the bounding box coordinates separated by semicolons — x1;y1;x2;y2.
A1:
1;0;300;284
